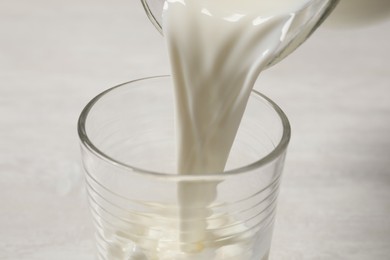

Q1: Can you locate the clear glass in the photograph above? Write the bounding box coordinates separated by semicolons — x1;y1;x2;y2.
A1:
140;0;339;68
78;76;291;260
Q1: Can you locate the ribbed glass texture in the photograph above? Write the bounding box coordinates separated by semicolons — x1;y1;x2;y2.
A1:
78;76;291;260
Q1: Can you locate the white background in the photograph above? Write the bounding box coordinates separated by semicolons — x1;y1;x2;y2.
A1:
0;0;389;259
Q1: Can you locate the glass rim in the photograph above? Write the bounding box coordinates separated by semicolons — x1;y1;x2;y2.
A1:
78;75;291;181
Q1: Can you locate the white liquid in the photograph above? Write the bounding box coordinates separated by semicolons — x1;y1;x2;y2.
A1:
162;0;333;258
104;0;337;259
165;0;306;174
164;0;335;174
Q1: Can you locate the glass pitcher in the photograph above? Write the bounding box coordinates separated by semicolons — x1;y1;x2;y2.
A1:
140;0;340;68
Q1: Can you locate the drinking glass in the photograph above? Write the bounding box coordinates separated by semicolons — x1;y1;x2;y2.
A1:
78;75;291;260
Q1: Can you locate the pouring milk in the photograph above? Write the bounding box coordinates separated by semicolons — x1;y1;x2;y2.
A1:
104;0;339;259
162;0;337;257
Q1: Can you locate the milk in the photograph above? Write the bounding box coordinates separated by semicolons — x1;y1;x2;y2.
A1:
164;0;336;174
162;0;334;256
103;0;338;259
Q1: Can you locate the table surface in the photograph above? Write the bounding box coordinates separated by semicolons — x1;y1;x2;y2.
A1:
1;1;389;259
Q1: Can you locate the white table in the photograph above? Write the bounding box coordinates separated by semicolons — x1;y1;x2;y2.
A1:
1;1;389;259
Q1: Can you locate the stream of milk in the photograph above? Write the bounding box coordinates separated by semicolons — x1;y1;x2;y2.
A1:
162;0;333;258
105;0;337;259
